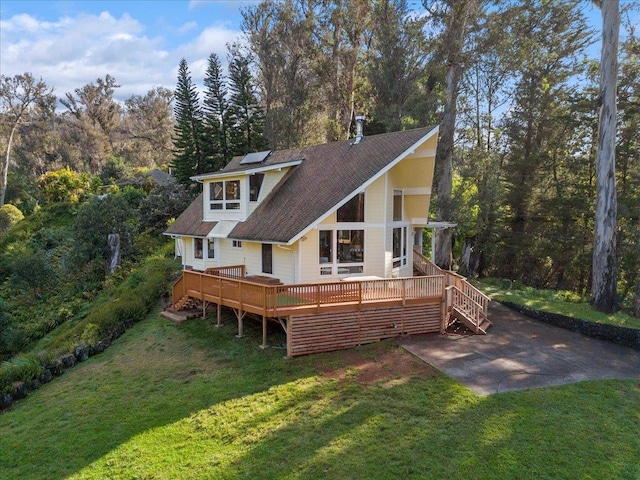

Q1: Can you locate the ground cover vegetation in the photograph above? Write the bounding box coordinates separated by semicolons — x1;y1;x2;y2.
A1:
0;168;190;391
475;278;640;330
1;311;639;479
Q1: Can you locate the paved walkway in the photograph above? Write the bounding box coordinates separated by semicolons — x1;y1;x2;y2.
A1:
398;302;640;395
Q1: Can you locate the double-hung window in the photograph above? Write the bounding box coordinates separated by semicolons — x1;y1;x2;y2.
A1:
194;238;215;261
210;180;241;210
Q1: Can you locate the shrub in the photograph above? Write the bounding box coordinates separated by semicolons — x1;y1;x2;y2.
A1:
0;354;45;394
0;204;24;238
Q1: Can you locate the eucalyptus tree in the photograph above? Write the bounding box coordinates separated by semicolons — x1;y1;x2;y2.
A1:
60;75;122;173
422;0;486;270
123;87;174;168
0;73;55;206
364;0;431;132
241;0;321;149
590;0;620;313
171;59;207;186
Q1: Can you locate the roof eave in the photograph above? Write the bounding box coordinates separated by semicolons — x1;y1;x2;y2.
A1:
190;160;303;181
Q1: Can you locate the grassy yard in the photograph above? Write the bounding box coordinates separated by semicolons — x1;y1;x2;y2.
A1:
1;309;639;479
474;278;640;330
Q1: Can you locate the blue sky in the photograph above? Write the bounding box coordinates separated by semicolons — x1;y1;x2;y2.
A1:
0;1;628;107
0;0;257;102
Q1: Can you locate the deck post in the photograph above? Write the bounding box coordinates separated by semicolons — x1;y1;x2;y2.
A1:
236;311;244;338
216;303;222;328
260;315;268;349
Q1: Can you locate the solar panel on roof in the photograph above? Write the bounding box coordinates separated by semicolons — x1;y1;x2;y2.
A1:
239;150;271;165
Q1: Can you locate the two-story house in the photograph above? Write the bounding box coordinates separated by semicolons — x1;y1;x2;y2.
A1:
165;124;438;282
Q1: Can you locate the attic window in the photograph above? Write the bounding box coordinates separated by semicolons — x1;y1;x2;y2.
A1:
249;174;265;201
210;180;240;210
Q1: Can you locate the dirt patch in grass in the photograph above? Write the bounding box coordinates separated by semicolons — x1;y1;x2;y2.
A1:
314;341;439;386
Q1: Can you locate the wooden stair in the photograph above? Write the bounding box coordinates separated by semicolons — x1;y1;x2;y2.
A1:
173;295;201;311
451;307;492;335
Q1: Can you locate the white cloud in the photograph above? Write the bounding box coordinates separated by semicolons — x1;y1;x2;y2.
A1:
0;10;242;106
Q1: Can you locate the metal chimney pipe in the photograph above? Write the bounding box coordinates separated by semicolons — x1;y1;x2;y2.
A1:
354;115;365;144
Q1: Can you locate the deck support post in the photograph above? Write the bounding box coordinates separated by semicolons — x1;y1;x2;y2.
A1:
260;315;268;349
202;300;209;319
216;303;223;328
236;309;244;338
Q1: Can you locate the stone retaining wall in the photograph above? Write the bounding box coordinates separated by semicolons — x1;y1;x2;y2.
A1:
502;302;640;351
0;318;135;412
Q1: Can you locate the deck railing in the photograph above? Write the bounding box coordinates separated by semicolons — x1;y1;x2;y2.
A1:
413;247;490;328
173;269;445;318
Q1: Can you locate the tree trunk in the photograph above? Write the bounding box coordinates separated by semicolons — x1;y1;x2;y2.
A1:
431;0;480;271
0;123;19;207
591;0;619;313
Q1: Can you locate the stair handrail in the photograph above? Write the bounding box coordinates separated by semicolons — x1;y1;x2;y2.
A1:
447;285;485;333
172;274;185;309
414;247;490;325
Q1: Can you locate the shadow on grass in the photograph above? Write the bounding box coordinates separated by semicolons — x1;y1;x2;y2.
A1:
0;310;312;480
2;308;640;480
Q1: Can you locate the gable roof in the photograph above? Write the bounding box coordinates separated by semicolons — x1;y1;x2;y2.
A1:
229;126;437;244
164;193;216;237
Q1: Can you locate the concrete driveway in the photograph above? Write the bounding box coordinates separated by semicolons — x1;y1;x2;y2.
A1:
398;302;640;395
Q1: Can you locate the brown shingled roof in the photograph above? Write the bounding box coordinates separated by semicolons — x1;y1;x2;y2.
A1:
164;193;216;237
229;126;437;244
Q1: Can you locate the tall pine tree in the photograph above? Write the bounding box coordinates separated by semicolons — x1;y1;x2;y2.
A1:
172;58;206;185
203;53;233;170
228;44;266;156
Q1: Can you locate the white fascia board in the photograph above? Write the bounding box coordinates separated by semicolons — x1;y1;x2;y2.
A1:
403;187;431;195
286;126;439;245
190;160;303;181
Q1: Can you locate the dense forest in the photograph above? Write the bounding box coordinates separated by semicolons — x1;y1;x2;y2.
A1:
0;0;638;362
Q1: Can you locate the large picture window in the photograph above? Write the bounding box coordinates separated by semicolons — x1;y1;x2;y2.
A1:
337;230;364;263
210;180;241;210
337;193;364;222
318;229;364;275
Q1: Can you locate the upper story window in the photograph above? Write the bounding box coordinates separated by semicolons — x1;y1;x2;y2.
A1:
210;180;241;210
337;193;364;222
393;190;403;221
249;174;265;201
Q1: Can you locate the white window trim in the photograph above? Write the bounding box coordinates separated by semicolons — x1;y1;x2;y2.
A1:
209;179;242;211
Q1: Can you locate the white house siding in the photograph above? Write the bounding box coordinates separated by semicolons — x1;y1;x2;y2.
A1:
218;240;297;284
247;169;290;216
298;227;321;283
217;239;246;267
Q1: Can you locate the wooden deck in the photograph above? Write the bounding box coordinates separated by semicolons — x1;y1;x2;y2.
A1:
171;253;491;356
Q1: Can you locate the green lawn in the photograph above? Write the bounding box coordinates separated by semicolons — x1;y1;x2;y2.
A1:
474;278;640;330
1;309;639;479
